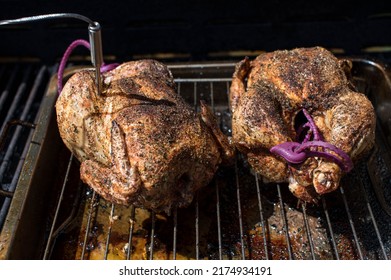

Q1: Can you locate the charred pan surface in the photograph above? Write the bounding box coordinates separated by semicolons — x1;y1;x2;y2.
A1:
56;60;233;213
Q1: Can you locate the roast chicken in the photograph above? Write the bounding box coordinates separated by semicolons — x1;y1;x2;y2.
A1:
56;59;234;213
230;47;376;202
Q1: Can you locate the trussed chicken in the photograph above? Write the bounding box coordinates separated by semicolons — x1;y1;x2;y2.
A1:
230;47;375;202
56;59;234;213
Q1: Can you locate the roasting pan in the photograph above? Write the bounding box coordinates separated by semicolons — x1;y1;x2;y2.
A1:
0;58;391;260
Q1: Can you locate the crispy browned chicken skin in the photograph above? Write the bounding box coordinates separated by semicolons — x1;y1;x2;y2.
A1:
56;59;233;213
230;47;375;202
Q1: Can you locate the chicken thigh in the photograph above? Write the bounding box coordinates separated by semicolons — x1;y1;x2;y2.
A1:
56;59;233;213
230;47;375;202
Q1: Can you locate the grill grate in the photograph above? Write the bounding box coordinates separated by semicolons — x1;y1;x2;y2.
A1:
1;60;391;260
0;63;49;230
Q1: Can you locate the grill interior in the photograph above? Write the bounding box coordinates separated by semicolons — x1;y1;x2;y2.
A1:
1;58;391;260
0;63;50;228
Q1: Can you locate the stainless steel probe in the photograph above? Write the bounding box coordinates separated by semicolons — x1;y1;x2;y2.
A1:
0;13;104;94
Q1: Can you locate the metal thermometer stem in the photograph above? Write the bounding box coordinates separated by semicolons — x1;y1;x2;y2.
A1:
88;22;104;95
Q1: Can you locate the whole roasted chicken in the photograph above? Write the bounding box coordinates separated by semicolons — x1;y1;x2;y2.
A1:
230;47;375;202
56;59;233;213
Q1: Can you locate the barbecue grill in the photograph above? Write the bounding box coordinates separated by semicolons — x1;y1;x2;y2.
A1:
1;1;391;260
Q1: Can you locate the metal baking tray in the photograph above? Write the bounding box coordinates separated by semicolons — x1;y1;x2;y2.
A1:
1;58;391;260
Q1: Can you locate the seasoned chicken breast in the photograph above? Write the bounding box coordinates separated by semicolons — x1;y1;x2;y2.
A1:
230;47;375;202
56;59;234;213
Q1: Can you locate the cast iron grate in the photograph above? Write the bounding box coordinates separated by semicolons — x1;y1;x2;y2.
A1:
0;63;49;230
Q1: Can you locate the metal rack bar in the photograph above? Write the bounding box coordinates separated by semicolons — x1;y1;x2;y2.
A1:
193;82;198;109
0;120;35;172
126;205;136;260
175;78;232;83
43;153;74;259
254;174;270;259
0;66;30;135
364;197;388;260
0;65;19;115
81;190;97;260
367;144;391;217
191;81;201;260
277;184;294;259
210;82;214;111
301;203;316;259
173;81;180;261
0;121;35;230
169;63;236;69
215;182;223;259
357;171;388;259
210;73;223;260
234;160;246;260
104;204;115;260
149;211;155;260
47;182;83;258
340;186;364;259
0;66;46;225
195;193;200;260
321;197;340;259
172;207;178;260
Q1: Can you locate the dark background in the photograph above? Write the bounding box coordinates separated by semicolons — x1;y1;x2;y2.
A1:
1;0;391;63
